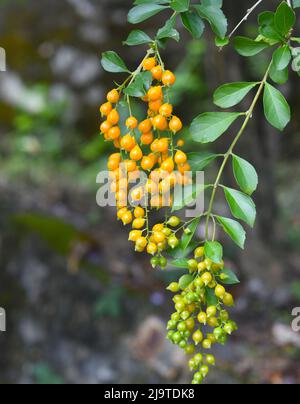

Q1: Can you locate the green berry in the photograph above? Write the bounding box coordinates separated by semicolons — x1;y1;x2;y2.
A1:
206;354;215;366
167;282;180;293
194;246;205;259
188;259;198;272
200;365;209;377
168;216;181;227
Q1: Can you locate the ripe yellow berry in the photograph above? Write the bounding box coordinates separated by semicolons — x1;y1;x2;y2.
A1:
129;230;142;242
174;150;188;165
134;207;145;218
162;70;176;86
120;134;136;152
117;207;128;220
223;293;234;307
141;155;155;171
149;99;163;112
100;102;113;116
198;262;207;272
107;109;120;125
151;65;163;81
107;126;121;140
169;116;183;133
123;160;137;173
201;272;213;286
130;145;143;161
153;223;164;232
100;120;112;134
147;243;158;255
195;247;205;259
215;285;226;299
107;89;120;104
152;114;168;131
121;211;133;225
197;312;207;325
153;231;166;244
139;119;153;134
177;139;185;147
159;103;173;117
161;157;175;174
147;86;163;102
135;237;148;251
132;218;146;229
142;57;156;71
126;116;138;130
140;132;154;145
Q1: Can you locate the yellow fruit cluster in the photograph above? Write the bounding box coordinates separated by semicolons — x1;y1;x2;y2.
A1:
99;55;191;256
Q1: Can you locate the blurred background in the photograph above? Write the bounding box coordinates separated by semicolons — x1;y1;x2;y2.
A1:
0;0;300;384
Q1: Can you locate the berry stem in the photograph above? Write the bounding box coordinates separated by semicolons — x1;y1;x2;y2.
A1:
204;60;273;240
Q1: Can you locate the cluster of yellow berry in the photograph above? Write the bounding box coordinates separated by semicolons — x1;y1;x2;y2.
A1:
99;54;191;258
166;246;237;384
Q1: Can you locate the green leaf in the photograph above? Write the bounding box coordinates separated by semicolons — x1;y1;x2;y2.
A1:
218;268;240;285
215;36;229;47
202;0;223;7
274;2;296;36
234;36;269;57
181;11;205;39
269;62;289;85
224;187;256;228
172;183;207;212
263;83;291;131
171;0;190;12
124;75;146;97
181;217;201;250
188;152;218;171
190;112;242;143
101;51;129;73
213;82;258;109
128;4;168;24
205;288;218;306
124;30;153;46
232;155;258;196
258;11;275;27
273;45;291;70
179;274;194;289
216;216;246;249
156;17;180;42
204;241;223;264
195;4;227;38
170;258;190;269
167;241;198;259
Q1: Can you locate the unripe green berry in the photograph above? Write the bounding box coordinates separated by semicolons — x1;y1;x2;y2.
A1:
200;365;209;377
206;306;217;318
215;284;226;299
178;321;187;332
197;311;207;325
194;353;203;365
168;216;181;227
160;256;168;268
167;282;180;293
201;272;213;285
168;235;179;249
202;339;212;349
188;259;198;272
194;246;205;259
192;330;203;345
206;354;215;366
180;310;190;320
223;292;234;307
193;372;203;383
185;344;196;355
172;331;182;344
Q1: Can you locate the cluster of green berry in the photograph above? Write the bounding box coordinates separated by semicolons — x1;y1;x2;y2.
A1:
166;246;238;384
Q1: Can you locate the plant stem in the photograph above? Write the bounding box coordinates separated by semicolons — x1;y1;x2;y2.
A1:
204;60;272;239
228;0;264;40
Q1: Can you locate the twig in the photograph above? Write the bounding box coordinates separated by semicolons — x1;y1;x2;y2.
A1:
228;0;264;40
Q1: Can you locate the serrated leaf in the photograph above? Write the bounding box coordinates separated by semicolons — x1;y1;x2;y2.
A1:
190;112;242;143
224;187;256;228
204;241;223;264
124;30;153;46
101;51;129;73
263;82;291;131
216;216;246;249
232;155;258;196
213;82;258;108
234;36;269;57
128;4;168;24
181;11;205;39
273;45;292;70
195;4;227;39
